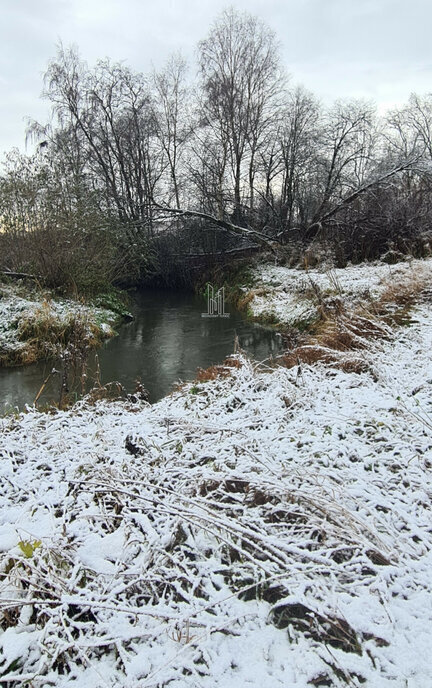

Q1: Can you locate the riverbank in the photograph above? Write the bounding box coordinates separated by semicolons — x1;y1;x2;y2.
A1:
1;274;432;685
240;256;432;328
0;281;122;368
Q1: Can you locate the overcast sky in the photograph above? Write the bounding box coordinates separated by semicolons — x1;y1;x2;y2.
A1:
1;0;431;156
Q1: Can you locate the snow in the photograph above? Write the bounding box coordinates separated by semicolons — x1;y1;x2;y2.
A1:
1;261;432;686
248;257;432;325
76;529;128;575
1;626;38;666
0;282;117;361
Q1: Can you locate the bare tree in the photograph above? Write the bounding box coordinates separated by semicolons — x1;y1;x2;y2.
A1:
152;54;191;209
311;100;377;226
198;8;284;222
6;18;432;286
278;86;320;231
188;128;229;218
41;45;164;236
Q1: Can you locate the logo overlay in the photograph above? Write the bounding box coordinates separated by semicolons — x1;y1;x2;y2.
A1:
201;284;230;318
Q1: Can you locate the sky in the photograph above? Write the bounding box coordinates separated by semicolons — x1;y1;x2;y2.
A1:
1;0;431;156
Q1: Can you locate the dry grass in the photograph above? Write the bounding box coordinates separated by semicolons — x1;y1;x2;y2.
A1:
196;365;232;382
170;358;243;395
0;345;38;367
236;287;268;312
17;302;102;353
0;452;394;682
85;381;125;405
278;303;389;375
278;271;430;375
281;345;372;376
1;327;430;685
195;357;243;382
377;271;429;309
0;301;111;369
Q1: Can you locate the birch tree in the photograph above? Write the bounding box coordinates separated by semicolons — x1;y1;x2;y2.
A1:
198;8;284;222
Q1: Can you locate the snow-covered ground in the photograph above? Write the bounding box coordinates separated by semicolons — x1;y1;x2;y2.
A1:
0;283;117;365
248;258;432;326
1;296;432;685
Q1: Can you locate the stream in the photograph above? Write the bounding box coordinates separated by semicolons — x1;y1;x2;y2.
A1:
0;288;283;411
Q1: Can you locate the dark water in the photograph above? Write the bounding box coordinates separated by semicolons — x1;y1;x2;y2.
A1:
0;289;282;411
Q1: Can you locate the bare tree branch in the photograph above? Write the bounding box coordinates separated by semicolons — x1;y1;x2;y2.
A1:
317;158;419;226
152;202;278;249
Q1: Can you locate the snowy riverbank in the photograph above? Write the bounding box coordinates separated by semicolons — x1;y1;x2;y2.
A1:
1;291;432;685
0;282;119;367
246;257;432;327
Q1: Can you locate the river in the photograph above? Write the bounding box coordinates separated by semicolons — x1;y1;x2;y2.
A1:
0;288;283;411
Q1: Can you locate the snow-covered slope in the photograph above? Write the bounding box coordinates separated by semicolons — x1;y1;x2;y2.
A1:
248;258;432;326
1;301;432;686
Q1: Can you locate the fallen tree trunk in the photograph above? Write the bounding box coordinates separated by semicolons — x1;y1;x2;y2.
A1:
316;159;418;228
152;203;278;250
153;158;418;252
1;270;38;280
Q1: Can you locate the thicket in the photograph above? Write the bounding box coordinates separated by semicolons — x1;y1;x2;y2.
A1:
1;9;432;293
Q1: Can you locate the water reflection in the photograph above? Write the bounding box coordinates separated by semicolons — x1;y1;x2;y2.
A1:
0;289;282;410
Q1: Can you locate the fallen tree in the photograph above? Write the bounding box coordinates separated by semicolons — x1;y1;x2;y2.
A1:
153;158;420;254
152;202;278;250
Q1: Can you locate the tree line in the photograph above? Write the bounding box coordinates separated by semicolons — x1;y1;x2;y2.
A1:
1;8;432;292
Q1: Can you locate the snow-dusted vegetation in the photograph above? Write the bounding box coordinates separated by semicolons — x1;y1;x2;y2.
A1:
1;287;432;686
247;257;431;327
2;3;432;684
0;282;117;367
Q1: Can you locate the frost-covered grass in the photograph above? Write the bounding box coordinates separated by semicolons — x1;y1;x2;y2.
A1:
248;257;432;327
1;297;432;686
0;282;118;367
